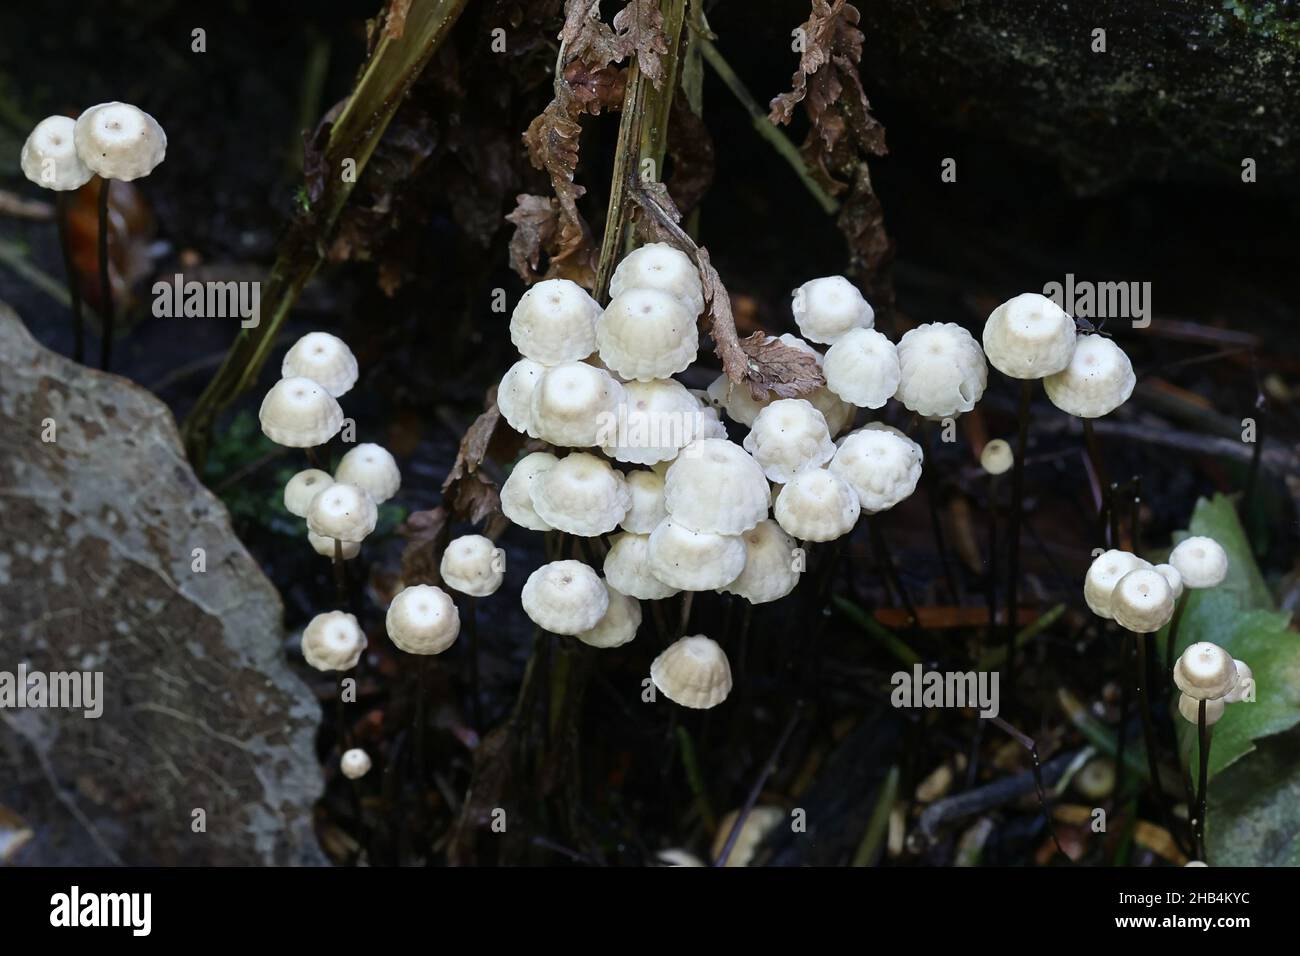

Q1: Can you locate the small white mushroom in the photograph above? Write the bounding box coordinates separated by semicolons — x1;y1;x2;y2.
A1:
604;532;679;600
1222;660;1255;704
1083;549;1147;620
281;331;359;398
20;116;92;191
722;519;801;604
529;361;625;448
979;439;1014;476
829;423;923;513
662;438;769;534
308;530;360;560
1043;334;1135;418
1177;693;1226;727
647;518;747;591
894;322;988;418
773;467;860;542
306;482;378;543
386;584;460;654
1174;642;1239;701
1111;567;1175;633
650;635;733;709
791;275;873;344
334;443;401;504
301;611;366;671
340;748;372;780
500;451;558;531
529;452;630;537
743;399;836;483
284;468;334;517
440;534;505;597
73;102;166;181
497;358;545;437
575;583;642;649
601;378;707;464
521;560;608;635
982;292;1076;380
609;242;704;316
258;376;344;447
1153;563;1184;602
1169;536;1229;589
621;469;668;534
510;278;601;364
597;288;699;381
823;327;900;408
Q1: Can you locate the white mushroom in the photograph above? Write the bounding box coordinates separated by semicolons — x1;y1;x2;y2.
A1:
1043;334;1135;418
284;469;334;518
530;452;630;537
20;115;92;190
73;102;166;181
500;451;558;531
340;748;372;780
621;469;668;534
281;331;359;398
773;467;860;542
1177;693;1226;727
1174;642;1239;700
823;327;900;408
604;532;679;600
651;635;733;709
334;443;401;504
1169;536;1229;589
386;584;460;655
743;399;836;484
258;376;344;447
529;361;625;448
1083;549;1146;620
306;483;378;543
829;423;923;513
791;275;873;344
1111;568;1176;633
1153;563;1185;602
440;534;505;597
521;560;608;634
510;278;600;364
647;518;747;591
722;520;801;604
894;322;988;418
663;438;769;534
308;530;360;560
609;242;704;316
301;611;366;671
601;378;707;464
979;439;1014;476
575;583;642;649
497;358;545;437
597;288;699;381
983;292;1076;379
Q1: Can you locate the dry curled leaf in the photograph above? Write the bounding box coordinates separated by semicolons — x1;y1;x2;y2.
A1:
506;194;598;286
443;392;503;491
396;505;450;586
612;0;670;87
737;332;826;399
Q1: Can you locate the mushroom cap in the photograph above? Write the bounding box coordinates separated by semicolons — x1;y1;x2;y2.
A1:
510;278;600;364
20;115;92;191
983;292;1077;380
530;361;625;447
722;519;801;604
663;438;770;534
530;452;630;536
308;530;360;560
258;376;344;447
711;806;785;866
601;378;709;464
655;848;706;867
1153;563;1185;602
1073;758;1117;800
575;582;642;648
281;331;358;398
894;322;988;418
284;468;334;517
647;518;747;591
301;611;366;671
1083;549;1146;619
439;534;505;597
497;358;546;437
73;102;166;181
773;467;860;541
604;532;679;600
306;482;378;543
1043;334;1135;418
597;288;699;381
1111;568;1176;633
743;399;836;483
650;635;733;709
1177;693;1226;727
334;443;401;504
1174;642;1239;700
709;336;852;436
829;423;923;513
979;439;1014;476
823;328;900;408
610;242;704;316
1222;659;1255;704
386;583;460;654
707;372;770;426
1169;536;1229;589
622;469;668;534
500;451;559;531
521;560;608;634
340;748;372;780
791;275;874;344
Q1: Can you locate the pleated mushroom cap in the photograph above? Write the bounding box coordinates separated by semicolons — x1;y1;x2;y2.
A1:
1153;563;1185;602
1043;334;1135;418
1112;568;1175;633
301;611;366;672
510;278;600;364
284;469;334;517
440;534;505;597
281;331;358;397
894;322;988;418
602;378;707;464
73;102;166;181
610;242;704;316
21;115;92;190
622;469;668;534
979;439;1014;476
530;361;625;448
521;560;608;635
823;327;900;408
340;748;372;779
773;467;860;542
497;358;546;437
308;530;359;560
1174;642;1239;700
650;635;733;709
647;518;747;591
500;451;559;531
983;292;1077;379
1169;536;1229;589
1177;693;1226;726
663;438;769;534
1222;660;1255;704
1083;549;1146;620
386;584;460;655
575;583;642;648
306;482;378;543
829;423;923;513
597;288;699;381
743;399;836;484
259;377;344;447
792;275;873;344
722;519;801;604
530;452;630;536
334;443;401;504
604;532;679;600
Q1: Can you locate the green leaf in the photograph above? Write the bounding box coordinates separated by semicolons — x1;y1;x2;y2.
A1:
1207;732;1300;866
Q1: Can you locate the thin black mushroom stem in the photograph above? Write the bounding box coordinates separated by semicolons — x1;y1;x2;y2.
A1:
54;193;86;363
96;179;115;371
464;595;482;733
1004;379;1033;689
1195;700;1211;861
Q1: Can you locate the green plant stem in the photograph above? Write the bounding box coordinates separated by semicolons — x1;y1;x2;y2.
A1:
55;193;85;363
96;180;114;371
832;595;920;667
674;724;715;832
851;765;899;866
1004;380;1034;691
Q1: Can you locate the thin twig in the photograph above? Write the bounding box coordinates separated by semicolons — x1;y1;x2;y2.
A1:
713;702;803;866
